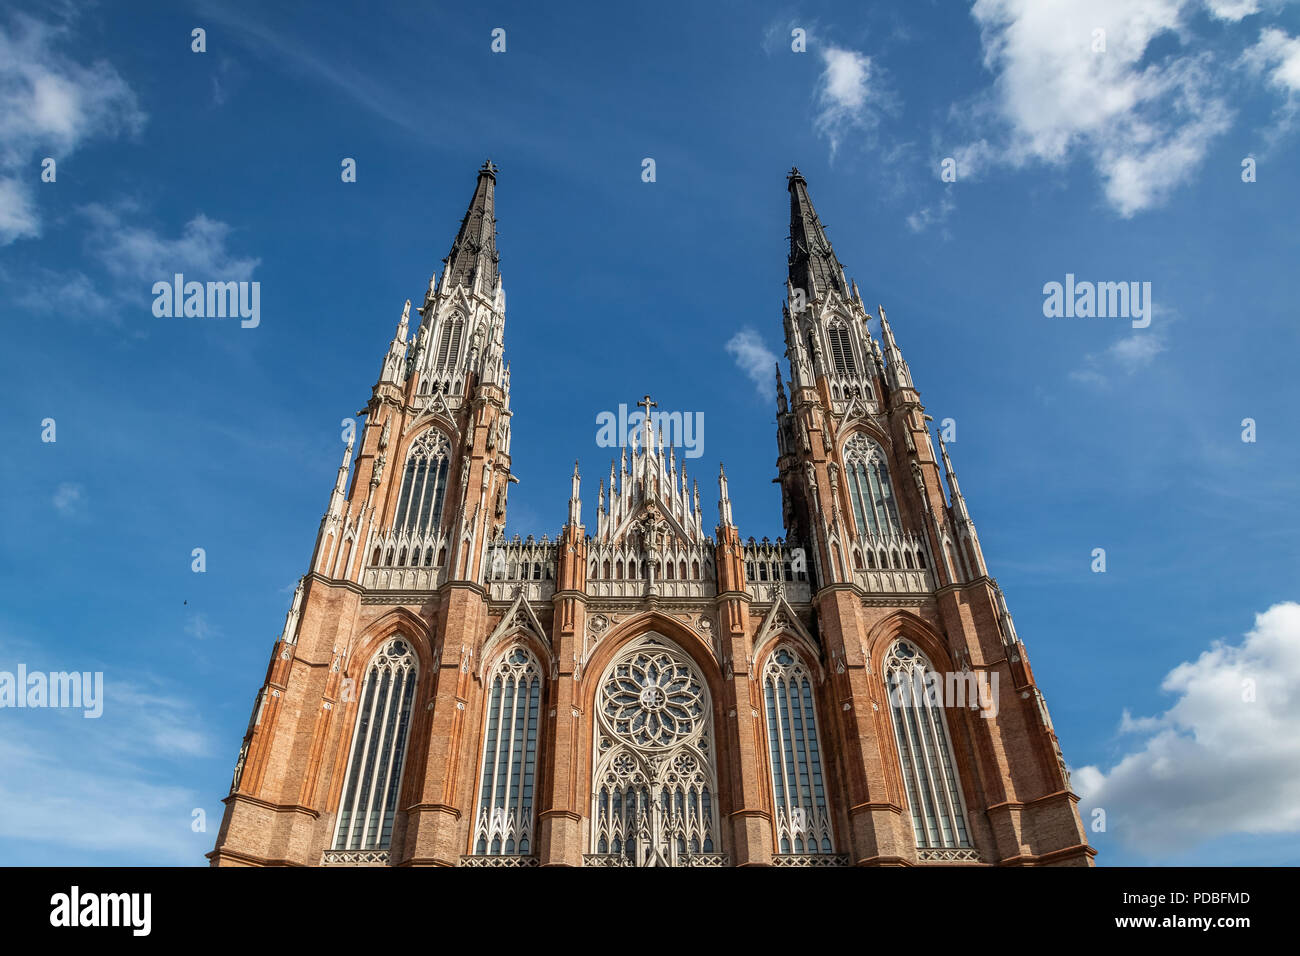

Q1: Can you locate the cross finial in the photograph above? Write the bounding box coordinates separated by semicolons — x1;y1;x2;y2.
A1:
637;394;657;418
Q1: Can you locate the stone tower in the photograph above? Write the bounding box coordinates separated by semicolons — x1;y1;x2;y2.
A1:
208;164;1093;867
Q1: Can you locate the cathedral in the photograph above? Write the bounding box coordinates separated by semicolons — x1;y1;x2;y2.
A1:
208;161;1094;867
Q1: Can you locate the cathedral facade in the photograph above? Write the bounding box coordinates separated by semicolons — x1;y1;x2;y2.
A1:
208;162;1094;867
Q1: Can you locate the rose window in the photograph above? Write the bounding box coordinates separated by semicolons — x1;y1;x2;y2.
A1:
601;650;705;749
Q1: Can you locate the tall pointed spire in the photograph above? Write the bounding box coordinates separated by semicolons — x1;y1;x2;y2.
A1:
787;167;846;300
442;159;499;294
326;435;355;518
379;299;412;385
937;425;988;578
938;431;968;521
718;463;734;527
568;460;582;527
876;304;914;391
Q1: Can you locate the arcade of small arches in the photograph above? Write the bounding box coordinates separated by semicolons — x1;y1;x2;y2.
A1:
326;624;976;867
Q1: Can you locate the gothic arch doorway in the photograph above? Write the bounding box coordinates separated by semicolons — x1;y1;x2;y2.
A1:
587;633;725;867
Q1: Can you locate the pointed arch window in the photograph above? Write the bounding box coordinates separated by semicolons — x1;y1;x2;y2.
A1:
332;636;418;851
844;434;902;537
883;640;971;850
828;324;856;376
473;647;541;856
435;314;464;369
393;430;451;534
763;646;834;854
591;635;719;866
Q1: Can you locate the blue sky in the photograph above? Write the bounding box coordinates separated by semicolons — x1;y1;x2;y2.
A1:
1;0;1298;866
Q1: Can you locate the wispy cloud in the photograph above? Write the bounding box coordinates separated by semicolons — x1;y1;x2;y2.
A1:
194;0;431;141
906;187;957;235
725;327;779;398
1243;26;1300;94
0;736;207;863
0;13;144;244
815;44;890;159
765;19;893;161
83;203;261;283
1205;0;1262;21
184;613;221;643
52;481;85;517
1070;328;1168;387
0;642;219;863
6;204;260;323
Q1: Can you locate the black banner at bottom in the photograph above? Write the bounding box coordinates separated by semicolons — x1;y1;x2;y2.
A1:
0;865;1282;942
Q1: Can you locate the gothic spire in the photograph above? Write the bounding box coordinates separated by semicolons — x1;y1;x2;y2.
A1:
938;431;969;521
441;159;499;295
326;435;355;518
877;304;914;392
568;460;582;527
718;462;734;527
787;167;846;300
937;425;988;578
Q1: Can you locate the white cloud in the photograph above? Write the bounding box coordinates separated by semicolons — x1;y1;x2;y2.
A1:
0;176;39;242
1205;0;1261;20
725;327;780;398
5;206;260;321
814;45;886;157
0;632;219;863
10;265;114;320
1244;27;1300;92
0;14;144;244
106;681;215;759
1075;602;1300;855
52;481;85;516
184;613;221;643
0;680;216;862
961;0;1235;216
1109;331;1168;367
907;189;957;234
0;736;206;863
83;204;261;282
1070;328;1168;386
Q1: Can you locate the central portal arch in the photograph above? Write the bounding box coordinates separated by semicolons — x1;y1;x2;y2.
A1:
589;633;723;866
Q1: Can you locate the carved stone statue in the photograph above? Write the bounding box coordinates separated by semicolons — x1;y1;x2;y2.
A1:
804;462;820;506
637;510;661;551
231;740;249;794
